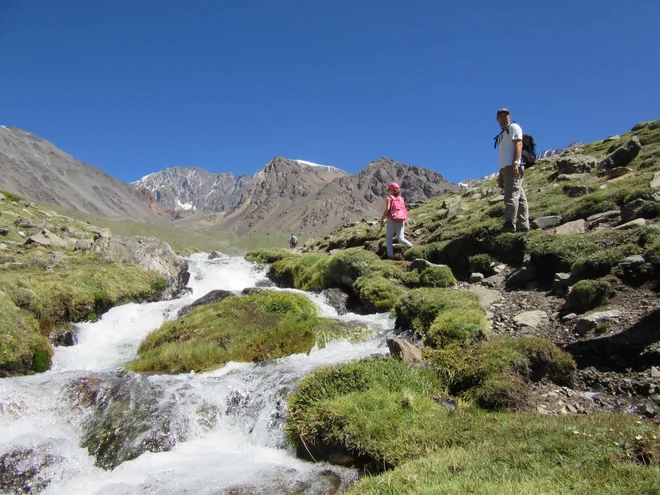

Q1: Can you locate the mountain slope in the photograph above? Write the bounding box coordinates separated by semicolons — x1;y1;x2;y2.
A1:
0;126;163;220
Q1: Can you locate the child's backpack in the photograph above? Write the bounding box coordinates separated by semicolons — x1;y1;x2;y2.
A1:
389;195;408;222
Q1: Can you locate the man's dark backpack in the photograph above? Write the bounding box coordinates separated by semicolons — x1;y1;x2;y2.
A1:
494;126;537;167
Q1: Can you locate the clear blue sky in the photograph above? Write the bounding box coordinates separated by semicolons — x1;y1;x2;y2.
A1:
1;0;658;184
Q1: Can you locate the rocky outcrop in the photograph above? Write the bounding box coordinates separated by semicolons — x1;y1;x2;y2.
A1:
596;136;642;175
91;233;190;298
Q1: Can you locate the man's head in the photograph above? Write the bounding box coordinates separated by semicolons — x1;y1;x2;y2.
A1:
496;108;511;129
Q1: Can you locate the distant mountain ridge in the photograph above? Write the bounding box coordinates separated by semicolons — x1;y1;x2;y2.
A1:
0;126;457;236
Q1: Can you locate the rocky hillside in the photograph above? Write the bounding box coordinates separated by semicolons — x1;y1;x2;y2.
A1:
0;126;165;220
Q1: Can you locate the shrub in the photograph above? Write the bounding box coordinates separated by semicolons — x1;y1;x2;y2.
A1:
565;279;612;314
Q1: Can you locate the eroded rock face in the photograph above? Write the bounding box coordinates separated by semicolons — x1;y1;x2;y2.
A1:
91;234;190;299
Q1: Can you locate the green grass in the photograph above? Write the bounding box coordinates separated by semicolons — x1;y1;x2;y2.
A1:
244;248;297;264
127;291;374;373
0;190;23;202
285;358;660;493
353;274;407;313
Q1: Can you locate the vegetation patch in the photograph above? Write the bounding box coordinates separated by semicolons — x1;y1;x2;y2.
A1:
244;248;297;264
269;253;330;291
394;288;484;339
0;190;23;202
426;336;576;395
127;291;370;373
571;244;639;280
353;274;407;313
425;307;489;348
565;279;612;314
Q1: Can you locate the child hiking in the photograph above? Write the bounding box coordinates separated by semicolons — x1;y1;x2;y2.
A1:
380;182;413;259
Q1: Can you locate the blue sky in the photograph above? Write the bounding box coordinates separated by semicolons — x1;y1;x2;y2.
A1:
1;1;658;184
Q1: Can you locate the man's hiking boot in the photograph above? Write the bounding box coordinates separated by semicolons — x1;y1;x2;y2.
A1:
501;221;516;233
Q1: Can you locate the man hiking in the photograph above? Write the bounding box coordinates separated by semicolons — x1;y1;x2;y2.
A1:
289;233;298;249
495;108;530;232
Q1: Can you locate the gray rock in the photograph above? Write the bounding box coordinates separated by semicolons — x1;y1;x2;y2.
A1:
619;255;645;266
555;219;586;235
27;229;68;248
208;251;224;260
467;285;501;307
553;273;574;292
563;185;593;198
603;135;620;143
513;310;548;328
532;216;563;229
555;155;597;175
492;263;507;274
621;198;648;223
322;288;350;315
561;313;578;323
178;289;235;317
482;272;506;288
469;273;485;283
489;195;505;205
597;136;642;175
641;157;659;170
575;310;622;336
556;173;592;182
614;218;647;230
586;210;620;223
506;264;538;289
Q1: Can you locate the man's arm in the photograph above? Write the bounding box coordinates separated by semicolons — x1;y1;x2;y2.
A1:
511;139;523;176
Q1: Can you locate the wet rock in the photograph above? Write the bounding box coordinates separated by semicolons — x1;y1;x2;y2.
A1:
322;288;350;315
387;338;424;366
532;215;563;229
513;310;548;328
178;289;235;317
66;376;103;408
208;251;224;260
255;278;276;288
575;310;622;336
596;136;642;175
0;446;63;494
555;219;586;235
80;374;186;470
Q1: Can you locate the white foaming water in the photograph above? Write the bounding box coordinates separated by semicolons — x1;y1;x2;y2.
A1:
0;253;394;494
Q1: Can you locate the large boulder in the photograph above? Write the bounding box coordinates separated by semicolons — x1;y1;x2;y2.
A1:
596;136;642;175
92;234;190;299
555;155;597;175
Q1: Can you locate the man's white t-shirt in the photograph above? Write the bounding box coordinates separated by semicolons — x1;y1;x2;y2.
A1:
497;123;523;169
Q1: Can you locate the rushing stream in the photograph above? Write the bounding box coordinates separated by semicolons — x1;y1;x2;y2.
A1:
0;254;395;495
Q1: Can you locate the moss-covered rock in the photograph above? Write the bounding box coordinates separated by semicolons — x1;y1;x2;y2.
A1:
245;248;297;264
425;308;489;348
269;253;330;291
565;279;612;314
468;373;531;411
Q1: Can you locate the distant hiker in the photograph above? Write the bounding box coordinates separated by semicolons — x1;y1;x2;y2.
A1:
289;234;298;249
494;108;530;232
380;182;413;259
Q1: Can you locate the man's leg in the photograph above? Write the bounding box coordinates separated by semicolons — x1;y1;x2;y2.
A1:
502;165;519;231
517;184;530;231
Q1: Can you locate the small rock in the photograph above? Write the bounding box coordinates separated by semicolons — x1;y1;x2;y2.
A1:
613;218;647;230
619;255;645;266
561;313;578;322
651;172;660;189
553;273;573;292
651;366;660;378
607;167;633;180
469;273;485;283
532;215;563;229
489;195;505;204
513;310;548;328
387;338;424;366
467;285;501;307
586;210;620;223
555;219;586;235
563;185;593;198
575;310;622;336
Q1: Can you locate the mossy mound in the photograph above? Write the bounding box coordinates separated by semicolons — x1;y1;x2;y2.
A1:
127;291;371;373
394;288;485;340
565;279;612;314
353;274;407;313
244;248;297;264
